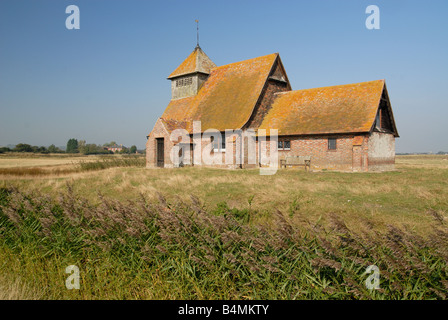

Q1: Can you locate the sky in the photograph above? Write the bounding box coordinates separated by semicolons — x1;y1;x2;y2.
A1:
0;0;447;152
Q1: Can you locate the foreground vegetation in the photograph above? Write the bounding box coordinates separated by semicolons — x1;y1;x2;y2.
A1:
0;154;447;299
0;186;447;299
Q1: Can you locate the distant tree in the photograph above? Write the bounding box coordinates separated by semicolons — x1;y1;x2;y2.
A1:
78;143;113;155
130;145;137;154
85;144;100;155
103;141;117;147
78;140;87;154
48;144;56;153
0;147;11;153
118;147;130;154
14;143;33;152
36;146;48;153
66;139;79;153
48;144;63;153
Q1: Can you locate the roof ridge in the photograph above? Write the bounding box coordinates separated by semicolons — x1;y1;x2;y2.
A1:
281;79;385;94
240;53;280;130
212;53;277;70
259;79;387;136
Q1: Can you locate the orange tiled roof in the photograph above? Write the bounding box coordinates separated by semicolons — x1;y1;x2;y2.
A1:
162;53;278;133
258;80;386;136
168;46;217;79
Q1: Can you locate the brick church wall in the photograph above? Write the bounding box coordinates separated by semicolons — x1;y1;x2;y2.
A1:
146;118;175;168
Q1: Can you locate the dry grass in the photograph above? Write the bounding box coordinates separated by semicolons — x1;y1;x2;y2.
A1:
0;152;101;167
1;155;447;238
0;158;90;169
0;276;42;300
396;154;448;169
0;154;447;299
0;154;145;178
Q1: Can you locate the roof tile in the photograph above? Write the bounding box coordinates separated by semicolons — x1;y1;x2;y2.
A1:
162;53;278;133
168;46;217;79
258;80;385;136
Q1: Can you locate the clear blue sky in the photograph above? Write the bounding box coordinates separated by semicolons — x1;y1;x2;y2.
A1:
0;0;447;152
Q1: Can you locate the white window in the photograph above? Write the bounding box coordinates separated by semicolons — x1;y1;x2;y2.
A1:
212;133;226;152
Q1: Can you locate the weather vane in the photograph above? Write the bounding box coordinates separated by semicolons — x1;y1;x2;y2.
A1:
195;19;199;47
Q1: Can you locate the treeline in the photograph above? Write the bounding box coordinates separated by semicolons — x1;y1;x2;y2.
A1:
0;139;139;155
66;138;112;155
397;151;448;155
0;144;64;154
67;139;138;155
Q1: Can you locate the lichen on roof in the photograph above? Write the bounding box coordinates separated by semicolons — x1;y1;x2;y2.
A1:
258;80;387;136
162;53;278;133
168;46;217;79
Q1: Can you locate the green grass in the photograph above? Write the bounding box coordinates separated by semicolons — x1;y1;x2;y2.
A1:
0;155;447;299
0;184;447;299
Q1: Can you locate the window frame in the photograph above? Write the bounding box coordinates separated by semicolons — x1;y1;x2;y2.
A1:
328;138;337;150
212;133;226;153
277;140;291;151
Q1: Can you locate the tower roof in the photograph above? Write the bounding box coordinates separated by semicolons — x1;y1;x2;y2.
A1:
167;46;217;79
161;53;279;132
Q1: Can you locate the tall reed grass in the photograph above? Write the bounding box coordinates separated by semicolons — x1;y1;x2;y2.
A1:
0;186;446;299
77;156;145;171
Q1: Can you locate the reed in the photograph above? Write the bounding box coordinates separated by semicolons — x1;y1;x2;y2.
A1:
0;186;446;299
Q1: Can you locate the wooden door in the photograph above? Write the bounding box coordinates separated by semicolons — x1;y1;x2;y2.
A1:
156;138;164;167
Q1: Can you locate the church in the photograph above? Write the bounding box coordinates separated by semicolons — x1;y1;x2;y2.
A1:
146;45;398;172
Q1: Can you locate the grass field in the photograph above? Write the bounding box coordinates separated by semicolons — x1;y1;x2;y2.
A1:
0;154;447;299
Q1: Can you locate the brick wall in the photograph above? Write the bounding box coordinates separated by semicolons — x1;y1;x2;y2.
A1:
273;134;370;171
146;118;175;168
146;124;396;172
146;122;395;172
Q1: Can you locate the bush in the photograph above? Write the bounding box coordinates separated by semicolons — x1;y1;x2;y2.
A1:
13;143;33;152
